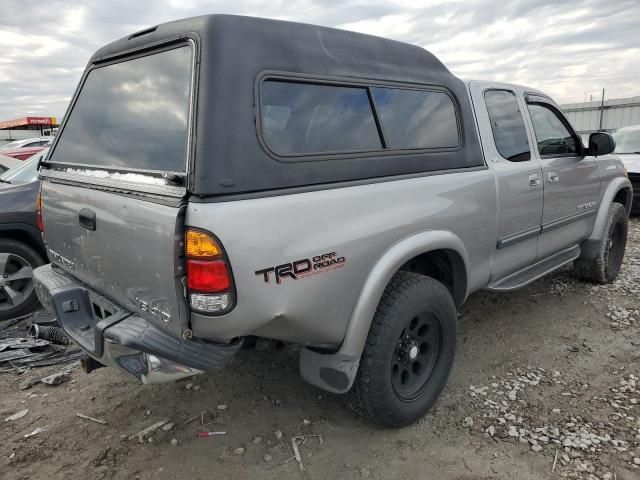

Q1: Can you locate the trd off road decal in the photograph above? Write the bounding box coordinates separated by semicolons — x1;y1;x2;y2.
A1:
255;251;346;284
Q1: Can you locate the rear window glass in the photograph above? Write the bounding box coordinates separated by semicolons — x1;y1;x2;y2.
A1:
372;87;459;149
484;90;531;162
49;45;192;172
260;80;382;155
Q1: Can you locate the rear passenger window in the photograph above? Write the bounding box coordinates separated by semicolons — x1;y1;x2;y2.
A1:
372;88;458;149
484;90;531;162
260;80;381;155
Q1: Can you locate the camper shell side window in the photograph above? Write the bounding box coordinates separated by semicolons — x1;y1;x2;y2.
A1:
257;74;463;168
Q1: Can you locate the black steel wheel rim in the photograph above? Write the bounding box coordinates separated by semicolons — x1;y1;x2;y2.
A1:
0;253;34;312
607;221;624;273
391;311;443;402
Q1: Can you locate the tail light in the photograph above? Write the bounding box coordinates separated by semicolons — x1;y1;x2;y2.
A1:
37;191;44;233
185;229;234;314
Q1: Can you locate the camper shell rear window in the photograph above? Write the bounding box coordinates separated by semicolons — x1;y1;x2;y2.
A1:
49;44;193;173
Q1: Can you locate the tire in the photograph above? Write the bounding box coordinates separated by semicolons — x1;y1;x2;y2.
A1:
574;202;628;284
0;239;45;321
344;271;457;427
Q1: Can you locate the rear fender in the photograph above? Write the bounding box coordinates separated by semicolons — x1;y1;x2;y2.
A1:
299;230;469;393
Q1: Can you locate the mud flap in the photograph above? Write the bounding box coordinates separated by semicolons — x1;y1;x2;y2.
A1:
299;348;360;394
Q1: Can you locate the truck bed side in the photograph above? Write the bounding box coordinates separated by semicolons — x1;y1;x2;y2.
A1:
187;168;497;347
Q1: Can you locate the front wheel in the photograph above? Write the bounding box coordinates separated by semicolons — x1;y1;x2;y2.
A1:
574;202;628;284
344;272;457;427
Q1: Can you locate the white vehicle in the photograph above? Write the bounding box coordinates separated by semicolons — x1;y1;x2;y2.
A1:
0;137;52;150
612;125;640;214
0;154;23;174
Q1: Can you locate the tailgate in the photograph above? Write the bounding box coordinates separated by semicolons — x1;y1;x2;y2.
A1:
40;182;188;336
37;42;196;337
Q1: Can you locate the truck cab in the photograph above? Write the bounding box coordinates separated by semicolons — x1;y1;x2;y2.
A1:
468;81;629;287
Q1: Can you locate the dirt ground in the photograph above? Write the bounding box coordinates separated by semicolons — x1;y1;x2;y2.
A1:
2;219;639;480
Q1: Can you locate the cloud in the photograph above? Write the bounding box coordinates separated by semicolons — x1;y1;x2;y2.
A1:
0;0;638;120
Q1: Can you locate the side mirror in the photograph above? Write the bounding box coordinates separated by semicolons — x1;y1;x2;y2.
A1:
588;132;615;157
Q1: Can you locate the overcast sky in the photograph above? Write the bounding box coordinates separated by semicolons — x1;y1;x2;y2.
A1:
1;0;638;120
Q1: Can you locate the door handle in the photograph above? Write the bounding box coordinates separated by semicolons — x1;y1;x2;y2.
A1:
528;174;540;187
79;208;96;231
548;172;559;183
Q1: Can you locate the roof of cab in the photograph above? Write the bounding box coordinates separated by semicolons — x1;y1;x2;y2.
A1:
83;15;483;196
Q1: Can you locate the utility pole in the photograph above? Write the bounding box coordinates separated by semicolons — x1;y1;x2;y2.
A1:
598;88;605;131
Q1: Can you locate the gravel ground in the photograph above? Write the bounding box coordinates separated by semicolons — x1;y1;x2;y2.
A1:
1;218;639;480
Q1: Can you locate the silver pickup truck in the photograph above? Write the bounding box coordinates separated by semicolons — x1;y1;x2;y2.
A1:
33;15;632;427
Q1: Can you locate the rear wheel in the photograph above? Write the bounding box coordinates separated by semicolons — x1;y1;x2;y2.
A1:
344;272;457;427
574;203;628;284
0;239;44;321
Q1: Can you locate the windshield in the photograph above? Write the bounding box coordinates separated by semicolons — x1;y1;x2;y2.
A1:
613;129;640;154
49;45;193;173
0;148;46;184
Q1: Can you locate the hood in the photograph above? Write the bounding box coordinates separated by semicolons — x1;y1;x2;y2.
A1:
617;154;640;173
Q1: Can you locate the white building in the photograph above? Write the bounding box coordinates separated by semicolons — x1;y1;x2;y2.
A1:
561;96;640;140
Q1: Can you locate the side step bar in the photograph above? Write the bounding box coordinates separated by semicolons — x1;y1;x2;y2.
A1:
486;245;581;292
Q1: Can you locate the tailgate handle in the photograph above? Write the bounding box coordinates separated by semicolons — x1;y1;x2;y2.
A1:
79;209;96;231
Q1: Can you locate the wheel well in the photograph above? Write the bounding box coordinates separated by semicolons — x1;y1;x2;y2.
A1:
399;249;467;306
613;188;632;214
0;229;46;260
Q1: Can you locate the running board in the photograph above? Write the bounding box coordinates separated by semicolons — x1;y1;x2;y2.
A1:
486;245;581;292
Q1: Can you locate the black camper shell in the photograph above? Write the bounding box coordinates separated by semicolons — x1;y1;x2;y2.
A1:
52;15;484;196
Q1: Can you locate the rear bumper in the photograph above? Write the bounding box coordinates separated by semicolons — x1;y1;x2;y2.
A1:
32;264;242;383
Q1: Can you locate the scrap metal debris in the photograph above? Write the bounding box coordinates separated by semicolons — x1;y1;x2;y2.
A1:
76;412;108;425
291;435;323;472
0;338;50;351
0;323;82;372
196;430;226;438
24;427;46;438
292;437;303;471
41;370;71;385
0;348;37;363
18;349;84;368
17;363;79;389
0;312;36;333
128;420;169;443
4;409;28;422
28;324;70;345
